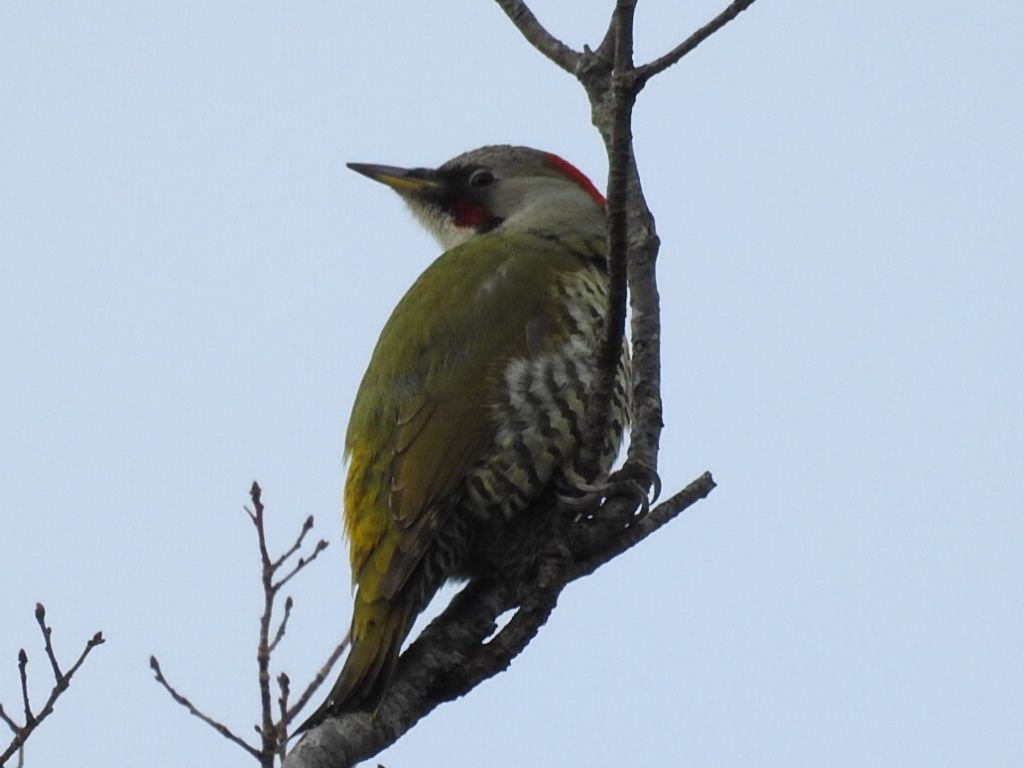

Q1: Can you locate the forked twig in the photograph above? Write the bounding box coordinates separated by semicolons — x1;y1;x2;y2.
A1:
151;484;342;766
0;605;104;766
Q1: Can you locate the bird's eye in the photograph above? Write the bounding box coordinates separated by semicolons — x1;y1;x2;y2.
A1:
468;169;495;189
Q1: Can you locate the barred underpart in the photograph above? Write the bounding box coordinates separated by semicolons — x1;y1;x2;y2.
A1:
464;260;632;521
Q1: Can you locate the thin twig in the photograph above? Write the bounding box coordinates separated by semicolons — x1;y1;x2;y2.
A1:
1;614;104;767
273;540;328;594
273;516;315;571
149;655;261;759
637;0;758;82
17;650;30;725
253;482;278;764
59;632;104;687
0;703;18;734
493;0;581;74
34;604;63;683
277;672;291;762
155;483;338;766
269;596;295;654
286;637;350;724
250;482;273;570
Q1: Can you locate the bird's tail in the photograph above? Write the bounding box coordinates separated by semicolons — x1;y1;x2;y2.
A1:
295;593;416;734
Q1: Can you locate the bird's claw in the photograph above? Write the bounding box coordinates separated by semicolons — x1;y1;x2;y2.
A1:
558;461;661;523
602;474;651;519
610;461;662;506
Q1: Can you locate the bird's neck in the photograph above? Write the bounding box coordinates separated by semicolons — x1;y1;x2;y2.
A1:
502;187;606;242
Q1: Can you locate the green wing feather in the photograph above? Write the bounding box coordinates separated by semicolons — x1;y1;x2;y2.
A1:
344;231;589;601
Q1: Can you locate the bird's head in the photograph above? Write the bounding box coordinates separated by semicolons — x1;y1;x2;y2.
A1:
347;145;606;250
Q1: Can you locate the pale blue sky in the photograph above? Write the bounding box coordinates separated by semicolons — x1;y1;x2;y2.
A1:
2;2;1022;766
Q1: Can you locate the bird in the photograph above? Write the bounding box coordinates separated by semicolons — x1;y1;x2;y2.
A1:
299;145;631;731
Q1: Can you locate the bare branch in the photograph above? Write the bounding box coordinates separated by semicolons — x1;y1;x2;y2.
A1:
34;604;63;683
269;596;295;654
273;540;329;594
637;0;758;82
0;704;18;736
277;673;291;762
285;469;713;768
62;632;105;685
1;610;104;767
155;484;339;766
286;637;350;725
612;0;636;69
255;481;279;763
249;481;273;571
273;516;315;571
568;472;716;580
580;0;637;480
493;0;581;74
16;650;30;725
447;588;559;693
149;655;261;759
0;703;22;768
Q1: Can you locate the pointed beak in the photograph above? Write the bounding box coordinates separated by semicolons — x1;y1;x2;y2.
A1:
346;162;443;196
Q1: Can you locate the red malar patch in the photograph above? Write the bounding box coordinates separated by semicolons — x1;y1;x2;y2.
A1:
451;198;494;229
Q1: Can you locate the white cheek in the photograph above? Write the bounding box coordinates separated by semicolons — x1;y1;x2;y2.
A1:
405;199;474;251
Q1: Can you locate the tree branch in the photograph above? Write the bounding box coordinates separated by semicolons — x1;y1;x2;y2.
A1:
273;515;315;570
269;597;294;654
637;0;758;82
579;0;637;479
253;483;279;763
277;673;291;764
0;703;18;735
149;655;262;759
0;607;104;766
17;650;30;726
284;467;712;768
152;483;341;766
286;638;350;726
568;471;716;580
274;540;329;594
35;604;63;683
493;0;581;74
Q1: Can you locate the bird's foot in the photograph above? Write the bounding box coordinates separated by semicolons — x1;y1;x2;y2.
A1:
557;460;661;523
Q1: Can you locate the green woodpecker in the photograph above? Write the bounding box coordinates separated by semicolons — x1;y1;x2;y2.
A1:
301;145;630;730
